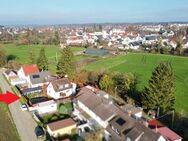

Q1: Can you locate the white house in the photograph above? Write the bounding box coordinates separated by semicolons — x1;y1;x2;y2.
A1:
74;87;115;128
26;71;54;88
3;69;27;86
4;70;18;80
17;64;39;80
47;78;74;99
29;99;57;115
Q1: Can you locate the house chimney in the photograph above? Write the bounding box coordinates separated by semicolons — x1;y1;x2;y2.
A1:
144;121;149;128
128;110;131;117
155;125;158;133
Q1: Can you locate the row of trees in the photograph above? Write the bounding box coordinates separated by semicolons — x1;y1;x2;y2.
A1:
142;40;186;56
4;30;61;45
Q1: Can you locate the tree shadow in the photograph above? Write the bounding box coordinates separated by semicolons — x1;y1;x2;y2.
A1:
159;112;188;141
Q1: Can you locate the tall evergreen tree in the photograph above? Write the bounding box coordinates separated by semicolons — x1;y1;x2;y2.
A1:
142;62;175;115
37;47;48;71
52;31;60;45
56;47;75;78
28;46;36;64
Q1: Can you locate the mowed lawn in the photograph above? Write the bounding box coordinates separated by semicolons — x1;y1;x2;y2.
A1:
85;53;188;115
2;44;85;70
0;89;20;141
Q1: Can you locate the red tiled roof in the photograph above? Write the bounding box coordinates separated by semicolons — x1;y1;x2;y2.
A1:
149;120;164;129
154;127;182;141
149;120;182;141
22;64;39;76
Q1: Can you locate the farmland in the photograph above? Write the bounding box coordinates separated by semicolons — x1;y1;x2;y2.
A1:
85;53;188;115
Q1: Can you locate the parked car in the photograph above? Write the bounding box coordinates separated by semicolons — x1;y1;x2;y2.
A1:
35;126;45;138
21;104;27;111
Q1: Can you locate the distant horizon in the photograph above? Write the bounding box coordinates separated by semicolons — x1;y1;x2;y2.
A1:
1;0;188;25
2;21;188;27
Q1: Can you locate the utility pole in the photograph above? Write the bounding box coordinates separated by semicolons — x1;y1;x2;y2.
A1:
157;107;160;118
171;110;174;129
114;86;117;100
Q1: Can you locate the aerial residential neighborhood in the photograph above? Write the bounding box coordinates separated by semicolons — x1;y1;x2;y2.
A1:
0;1;188;141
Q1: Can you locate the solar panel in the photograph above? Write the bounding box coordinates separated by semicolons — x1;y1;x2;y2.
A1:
33;75;40;78
116;118;126;126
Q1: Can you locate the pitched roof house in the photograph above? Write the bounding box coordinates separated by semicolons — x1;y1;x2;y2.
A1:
47;78;73;99
27;71;55;88
74;86;177;141
149;120;182;141
47;118;76;138
74;87;116;128
17;64;39;79
28;98;57;115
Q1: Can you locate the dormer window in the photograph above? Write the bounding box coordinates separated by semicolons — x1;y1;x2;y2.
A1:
65;84;69;88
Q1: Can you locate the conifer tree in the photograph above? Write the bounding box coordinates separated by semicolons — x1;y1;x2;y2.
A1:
37;47;48;71
142;62;175;115
28;46;36;64
56;47;75;78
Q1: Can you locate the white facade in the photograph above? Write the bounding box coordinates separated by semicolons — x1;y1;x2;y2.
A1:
10;78;27;86
17;67;26;79
29;100;57;115
47;83;73;99
26;75;49;88
37;102;57;115
3;71;17;80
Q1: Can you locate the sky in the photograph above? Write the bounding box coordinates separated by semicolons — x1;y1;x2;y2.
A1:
0;0;188;25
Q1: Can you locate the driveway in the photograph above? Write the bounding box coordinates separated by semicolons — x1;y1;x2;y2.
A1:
0;69;42;141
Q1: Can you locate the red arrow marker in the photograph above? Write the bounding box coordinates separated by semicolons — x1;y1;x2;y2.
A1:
0;91;20;105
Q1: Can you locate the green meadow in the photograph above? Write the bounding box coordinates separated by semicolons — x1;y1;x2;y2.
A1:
85;53;188;115
2;44;188;115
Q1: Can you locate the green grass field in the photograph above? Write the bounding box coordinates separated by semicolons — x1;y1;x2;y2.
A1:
3;44;84;61
85;53;188;115
0;89;20;141
2;44;188;115
2;44;111;71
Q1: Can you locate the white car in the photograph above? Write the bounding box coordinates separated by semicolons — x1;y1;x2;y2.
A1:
21;104;27;111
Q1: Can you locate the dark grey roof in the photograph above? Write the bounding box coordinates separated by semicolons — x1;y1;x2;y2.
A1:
109;115;135;134
125;124;161;141
183;37;188;44
29;71;54;85
30;97;50;105
22;87;42;95
125;124;146;140
51;78;72;92
146;36;158;41
5;69;17;75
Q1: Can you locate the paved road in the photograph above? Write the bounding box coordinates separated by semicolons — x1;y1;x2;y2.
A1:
0;69;41;141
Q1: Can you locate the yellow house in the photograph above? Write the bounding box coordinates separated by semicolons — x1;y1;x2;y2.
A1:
47;118;77;138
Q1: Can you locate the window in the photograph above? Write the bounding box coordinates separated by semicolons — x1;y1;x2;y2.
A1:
126;137;131;141
65;84;69;88
60;92;66;97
